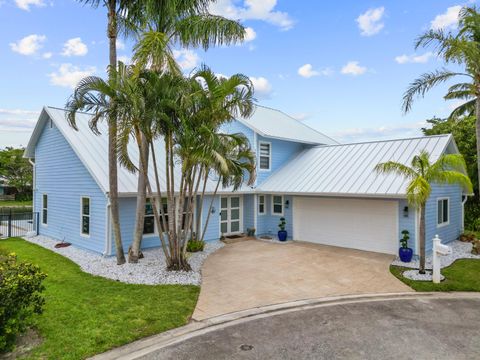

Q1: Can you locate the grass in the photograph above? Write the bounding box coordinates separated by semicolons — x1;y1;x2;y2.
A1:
0;200;32;207
390;258;480;292
0;238;200;360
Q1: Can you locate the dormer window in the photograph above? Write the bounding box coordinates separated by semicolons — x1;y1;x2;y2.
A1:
259;142;271;171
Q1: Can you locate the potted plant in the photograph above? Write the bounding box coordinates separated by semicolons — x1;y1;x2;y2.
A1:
399;229;413;262
278;217;287;241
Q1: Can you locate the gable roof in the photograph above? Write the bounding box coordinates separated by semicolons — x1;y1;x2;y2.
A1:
257;134;460;198
25;106;225;195
237;105;339;145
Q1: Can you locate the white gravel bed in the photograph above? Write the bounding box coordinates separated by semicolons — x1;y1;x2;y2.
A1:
22;235;224;285
403;270;445;281
391;240;480;270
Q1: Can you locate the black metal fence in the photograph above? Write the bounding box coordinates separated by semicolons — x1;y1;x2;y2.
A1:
0;212;38;238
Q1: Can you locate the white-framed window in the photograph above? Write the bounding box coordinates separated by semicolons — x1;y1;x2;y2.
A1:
258;195;265;215
259;142;271;171
272;195;284;215
81;197;90;236
143;198;155;235
42;194;48;225
437;197;449;227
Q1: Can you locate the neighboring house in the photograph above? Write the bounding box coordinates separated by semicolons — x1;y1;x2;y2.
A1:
24;106;468;256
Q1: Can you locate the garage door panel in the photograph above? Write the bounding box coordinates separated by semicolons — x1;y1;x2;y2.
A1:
293;197;397;254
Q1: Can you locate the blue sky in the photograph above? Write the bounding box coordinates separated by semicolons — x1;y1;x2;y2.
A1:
0;0;473;147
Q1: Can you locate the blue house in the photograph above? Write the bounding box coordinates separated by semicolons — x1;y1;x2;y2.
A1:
24;105;468;256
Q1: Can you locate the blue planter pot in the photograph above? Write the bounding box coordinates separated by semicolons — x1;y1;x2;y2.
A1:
278;230;288;242
399;247;413;262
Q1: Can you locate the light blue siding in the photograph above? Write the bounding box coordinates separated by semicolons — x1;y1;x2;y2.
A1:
256;135;305;185
425;183;463;253
243;194;255;232
256;194;293;239
398;200;417;254
34;121;107;253
220;120;255;148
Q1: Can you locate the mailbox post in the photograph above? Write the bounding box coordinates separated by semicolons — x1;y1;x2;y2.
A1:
432;235;452;284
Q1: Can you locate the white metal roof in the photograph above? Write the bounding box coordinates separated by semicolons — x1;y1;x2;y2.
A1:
25;106;227;195
257;135;458;198
237;105;339;145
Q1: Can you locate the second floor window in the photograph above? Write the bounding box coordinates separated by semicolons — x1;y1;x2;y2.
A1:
259;142;271;170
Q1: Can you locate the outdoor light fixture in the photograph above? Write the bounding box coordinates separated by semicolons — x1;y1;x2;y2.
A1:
403;206;409;217
211;206;216;214
285;199;290;209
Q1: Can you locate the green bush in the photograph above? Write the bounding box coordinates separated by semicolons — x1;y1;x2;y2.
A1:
186;239;205;253
465;199;480;231
0;250;46;353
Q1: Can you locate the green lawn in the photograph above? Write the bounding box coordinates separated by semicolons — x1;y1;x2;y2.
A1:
0;238;199;360
0;200;32;207
391;258;480;292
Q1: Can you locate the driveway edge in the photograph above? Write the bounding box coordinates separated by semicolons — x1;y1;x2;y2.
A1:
89;292;480;360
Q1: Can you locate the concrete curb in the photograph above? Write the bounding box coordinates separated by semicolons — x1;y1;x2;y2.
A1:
89;291;480;360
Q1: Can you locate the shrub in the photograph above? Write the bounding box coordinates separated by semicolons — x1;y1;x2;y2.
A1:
0;250;46;353
472;239;480;255
459;231;477;243
186;239;205;253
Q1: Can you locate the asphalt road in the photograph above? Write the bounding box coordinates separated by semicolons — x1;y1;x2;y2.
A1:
143;297;480;360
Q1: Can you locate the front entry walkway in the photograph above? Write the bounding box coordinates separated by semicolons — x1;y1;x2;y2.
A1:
193;240;412;320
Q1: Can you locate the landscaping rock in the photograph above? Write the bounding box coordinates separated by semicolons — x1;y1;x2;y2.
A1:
23;235;224;285
402;270;445;282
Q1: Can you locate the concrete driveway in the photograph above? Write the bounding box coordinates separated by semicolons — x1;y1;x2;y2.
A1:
193;240;412;320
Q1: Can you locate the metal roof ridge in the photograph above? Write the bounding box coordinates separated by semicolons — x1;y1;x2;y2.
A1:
313;134;451;148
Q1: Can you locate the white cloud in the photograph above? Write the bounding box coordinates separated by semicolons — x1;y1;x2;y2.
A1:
42;52;52;59
210;0;294;31
118;55;131;64
244;27;257;42
297;64;333;78
10;34;46;56
48;63;96;88
341;61;367;76
431;5;461;30
395;52;433;64
0;109;39;135
15;0;45;11
333;121;425;143
173;49;200;71
116;39;125;50
250;76;272;99
356;7;385;36
61;38;88;57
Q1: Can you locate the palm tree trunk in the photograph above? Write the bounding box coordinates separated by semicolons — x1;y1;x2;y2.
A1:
475;98;480;195
129;131;149;263
419;205;426;274
107;0;125;265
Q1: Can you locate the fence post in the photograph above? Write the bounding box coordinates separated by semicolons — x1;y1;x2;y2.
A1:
7;212;12;238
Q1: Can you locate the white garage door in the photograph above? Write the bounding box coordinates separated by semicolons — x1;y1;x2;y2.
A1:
293;197;398;254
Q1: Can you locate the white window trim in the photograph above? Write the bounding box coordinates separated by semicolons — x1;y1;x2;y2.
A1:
80;196;91;237
143;198;157;238
258;141;272;172
272;195;284;216
41;193;48;227
437;197;450;228
258;195;265;215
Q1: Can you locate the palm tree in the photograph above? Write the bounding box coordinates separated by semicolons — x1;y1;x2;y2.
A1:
402;5;480;195
375;151;472;273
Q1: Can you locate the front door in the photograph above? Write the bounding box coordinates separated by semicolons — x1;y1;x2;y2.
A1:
220;196;242;235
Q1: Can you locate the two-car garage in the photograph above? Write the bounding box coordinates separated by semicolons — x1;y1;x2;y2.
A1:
292;197;399;254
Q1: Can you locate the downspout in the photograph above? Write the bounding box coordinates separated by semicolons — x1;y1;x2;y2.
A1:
28;159;35;212
461;195;468;233
103;194;112;256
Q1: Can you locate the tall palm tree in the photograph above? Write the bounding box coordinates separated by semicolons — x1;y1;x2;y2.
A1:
375;151;472;273
402;5;480;195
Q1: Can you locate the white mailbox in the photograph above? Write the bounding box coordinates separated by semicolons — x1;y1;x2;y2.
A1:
432;235;452;284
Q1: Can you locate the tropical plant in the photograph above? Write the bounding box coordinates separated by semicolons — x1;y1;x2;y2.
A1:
402;5;480;195
376;151;472;273
0;147;32;200
400;230;410;249
278;217;286;231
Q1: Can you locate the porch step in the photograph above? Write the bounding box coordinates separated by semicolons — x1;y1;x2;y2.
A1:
221;235;255;244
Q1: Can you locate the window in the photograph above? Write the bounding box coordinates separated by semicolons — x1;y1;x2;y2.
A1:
81;197;90;236
437;198;449;227
258;195;265;214
143;199;155;235
259;142;271;170
159;198;169;233
272;195;283;215
42;194;48;225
